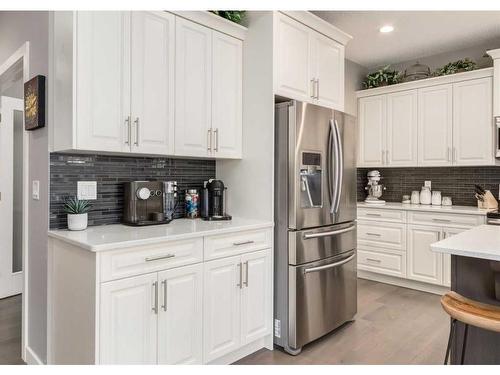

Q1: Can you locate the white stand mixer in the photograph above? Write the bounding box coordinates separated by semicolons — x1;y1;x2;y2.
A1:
364;170;386;205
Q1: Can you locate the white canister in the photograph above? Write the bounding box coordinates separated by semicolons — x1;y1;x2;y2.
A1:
67;213;88;231
411;191;420;204
432;191;442;206
420;186;432;205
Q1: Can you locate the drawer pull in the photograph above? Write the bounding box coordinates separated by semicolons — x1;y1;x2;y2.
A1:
432;218;451;223
365;213;381;217
366;232;381;237
233;240;255;246
145;254;175;262
366;258;382;263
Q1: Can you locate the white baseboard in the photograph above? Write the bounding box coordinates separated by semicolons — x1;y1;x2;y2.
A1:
207;335;271;364
25;346;44;365
358;270;449;295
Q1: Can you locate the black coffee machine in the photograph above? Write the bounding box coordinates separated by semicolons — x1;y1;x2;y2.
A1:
201;179;232;221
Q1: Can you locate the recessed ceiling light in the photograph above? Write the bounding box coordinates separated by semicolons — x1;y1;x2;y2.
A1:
379;25;394;33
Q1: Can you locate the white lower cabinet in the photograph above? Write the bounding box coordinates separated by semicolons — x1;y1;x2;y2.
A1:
203;249;271;363
441;227;466;287
157;264;203;365
407;225;443;285
100;273;158;364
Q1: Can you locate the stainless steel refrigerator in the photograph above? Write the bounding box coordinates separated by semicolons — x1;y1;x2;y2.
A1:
274;100;357;355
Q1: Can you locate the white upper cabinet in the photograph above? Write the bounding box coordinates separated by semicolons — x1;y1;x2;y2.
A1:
358;96;386;167
157;264;203;365
100;273;158;364
386;90;418;166
130;12;175;155
311;33;345;110
274;12;350;111
174;17;212;157
418;84;453;166
275;13;312;101
452;77;493;165
75;11;131;153
212;31;243;159
52;11;245;159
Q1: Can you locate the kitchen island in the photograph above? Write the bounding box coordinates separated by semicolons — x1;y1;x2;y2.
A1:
431;225;500;364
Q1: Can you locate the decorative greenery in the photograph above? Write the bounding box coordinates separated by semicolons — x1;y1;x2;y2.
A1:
63;197;92;215
362;65;403;89
210;11;246;24
433;58;477;76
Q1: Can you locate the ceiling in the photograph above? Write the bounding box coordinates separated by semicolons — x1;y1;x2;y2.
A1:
313;11;500;68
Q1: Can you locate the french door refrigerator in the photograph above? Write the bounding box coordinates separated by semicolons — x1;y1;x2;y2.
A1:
274;100;357;355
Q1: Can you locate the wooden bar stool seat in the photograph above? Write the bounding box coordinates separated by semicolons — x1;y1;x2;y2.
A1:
441;291;500;364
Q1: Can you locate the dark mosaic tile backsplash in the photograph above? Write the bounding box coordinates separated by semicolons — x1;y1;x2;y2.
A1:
357;167;500;206
50;153;215;229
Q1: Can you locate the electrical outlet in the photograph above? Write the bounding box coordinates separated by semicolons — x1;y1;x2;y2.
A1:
32;180;40;200
77;181;97;200
424;180;432;189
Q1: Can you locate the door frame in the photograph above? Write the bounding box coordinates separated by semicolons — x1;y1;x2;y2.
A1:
0;42;30;362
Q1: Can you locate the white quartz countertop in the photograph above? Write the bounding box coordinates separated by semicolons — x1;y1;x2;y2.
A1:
431;224;500;261
357;201;491;216
48;217;274;252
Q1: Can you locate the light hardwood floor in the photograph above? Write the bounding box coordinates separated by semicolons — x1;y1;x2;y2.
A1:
236;278;449;365
0;294;23;365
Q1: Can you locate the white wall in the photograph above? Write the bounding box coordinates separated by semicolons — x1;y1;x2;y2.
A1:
344;58;367;117
0;11;49;364
216;11;275;221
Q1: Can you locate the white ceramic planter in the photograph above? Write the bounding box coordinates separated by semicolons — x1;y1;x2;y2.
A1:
67;213;88;231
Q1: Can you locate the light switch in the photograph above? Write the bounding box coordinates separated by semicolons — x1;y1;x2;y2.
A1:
424;180;432;189
77;181;97;200
32;180;40;200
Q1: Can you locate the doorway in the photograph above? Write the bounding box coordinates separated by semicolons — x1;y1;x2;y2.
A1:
0;44;30;364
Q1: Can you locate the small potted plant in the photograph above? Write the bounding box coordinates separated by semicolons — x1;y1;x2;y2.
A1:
433;58;477;76
63;197;92;231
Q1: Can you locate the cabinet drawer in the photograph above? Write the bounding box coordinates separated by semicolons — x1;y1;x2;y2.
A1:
407;211;484;228
357;221;406;251
204;228;272;261
100;238;203;282
358;248;405;278
357;208;406;223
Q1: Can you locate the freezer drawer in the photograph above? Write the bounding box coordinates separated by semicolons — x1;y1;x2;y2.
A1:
289;222;356;265
288;250;357;350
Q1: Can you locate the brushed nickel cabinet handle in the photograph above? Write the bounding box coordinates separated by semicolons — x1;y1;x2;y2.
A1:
161;280;167;312
316;79;320;99
133;117;139;146
310;79;315;98
237;262;242;289
214;128;219;152
125;116;131;145
152;281;158;314
432;218;451;223
366;232;381;237
243;261;249;287
233;240;255;246
365;213;381;217
207;129;212;152
145;254;175;262
366;258;381;263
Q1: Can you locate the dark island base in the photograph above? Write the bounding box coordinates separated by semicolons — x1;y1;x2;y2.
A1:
450;255;500;364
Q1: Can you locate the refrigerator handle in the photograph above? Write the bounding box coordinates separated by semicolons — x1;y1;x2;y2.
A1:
329;119;343;215
327;121;334;209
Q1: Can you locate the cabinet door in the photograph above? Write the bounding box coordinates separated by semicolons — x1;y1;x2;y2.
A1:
75;11;131;152
175;17;212;157
407;225;443;285
100;273;158;364
157;264;202;365
442;227;466;287
212;31;243;159
203;256;241;362
274;13;312;101
130;11;175;155
311;32;344;111
417;84;453;166
241;250;271;345
453;77;493;165
358;96;386;166
387;90;418;166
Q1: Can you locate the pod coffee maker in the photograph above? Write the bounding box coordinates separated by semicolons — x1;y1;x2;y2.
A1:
200;179;232;221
